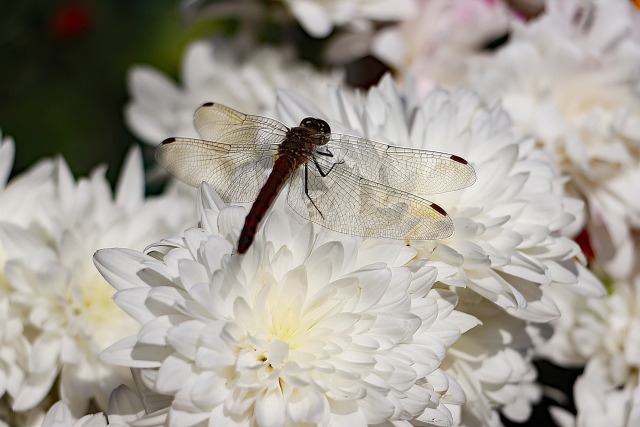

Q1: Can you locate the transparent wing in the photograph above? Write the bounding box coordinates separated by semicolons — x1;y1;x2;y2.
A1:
156;136;272;202
325;134;476;196
156;103;290;203
194;102;289;142
286;159;453;240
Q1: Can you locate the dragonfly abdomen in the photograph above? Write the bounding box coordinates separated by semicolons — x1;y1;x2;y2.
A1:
237;155;298;254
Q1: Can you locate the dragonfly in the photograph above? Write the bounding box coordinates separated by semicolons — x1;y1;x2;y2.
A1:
156;102;476;254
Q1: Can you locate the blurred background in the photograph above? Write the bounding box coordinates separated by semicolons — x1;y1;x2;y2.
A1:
1;0;213;182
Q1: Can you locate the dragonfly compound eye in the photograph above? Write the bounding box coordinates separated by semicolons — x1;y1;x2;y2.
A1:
300;118;331;144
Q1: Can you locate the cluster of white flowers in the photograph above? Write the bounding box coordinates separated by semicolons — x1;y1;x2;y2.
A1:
551;374;640;427
380;1;640;424
0;136;195;425
4;0;639;426
537;265;640;427
94;184;476;425
87;56;600;425
375;0;640;425
275;76;603;425
410;0;640;280
367;0;514;94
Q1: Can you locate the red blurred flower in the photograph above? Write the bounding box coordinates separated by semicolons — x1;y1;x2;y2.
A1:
575;228;595;264
50;3;93;41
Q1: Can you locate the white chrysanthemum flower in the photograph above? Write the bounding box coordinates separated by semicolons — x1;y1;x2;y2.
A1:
96;184;476;426
441;298;546;426
550;373;640;427
539;271;640;388
282;0;417;38
273;75;604;424
534;283;596;369
125;39;344;146
0;132;58;412
536;240;640;425
369;0;513;95
0;132;57;239
425;0;640;278
1;147;195;417
280;75;604;308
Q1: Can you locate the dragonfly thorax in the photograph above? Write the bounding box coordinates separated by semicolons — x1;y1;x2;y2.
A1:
299;117;331;145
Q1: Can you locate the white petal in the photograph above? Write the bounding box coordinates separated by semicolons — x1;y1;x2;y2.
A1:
157;355;193;394
287;0;333;38
115;145;144;212
107;385;147;425
254;389;287;427
93;248;154;291
100;336;162;368
0;136;15;190
41;401;74;426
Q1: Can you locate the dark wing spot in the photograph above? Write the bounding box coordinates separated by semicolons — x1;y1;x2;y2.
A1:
161;137;176;145
202;102;214;107
450;155;468;165
431;203;447;216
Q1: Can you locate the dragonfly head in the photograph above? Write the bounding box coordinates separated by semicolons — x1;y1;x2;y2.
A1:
300;117;331;145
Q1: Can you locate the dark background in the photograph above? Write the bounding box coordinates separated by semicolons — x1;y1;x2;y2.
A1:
0;0;213;182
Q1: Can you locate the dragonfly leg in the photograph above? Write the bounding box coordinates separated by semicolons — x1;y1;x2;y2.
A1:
304;163;325;219
315;150;333;157
312;153;344;178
